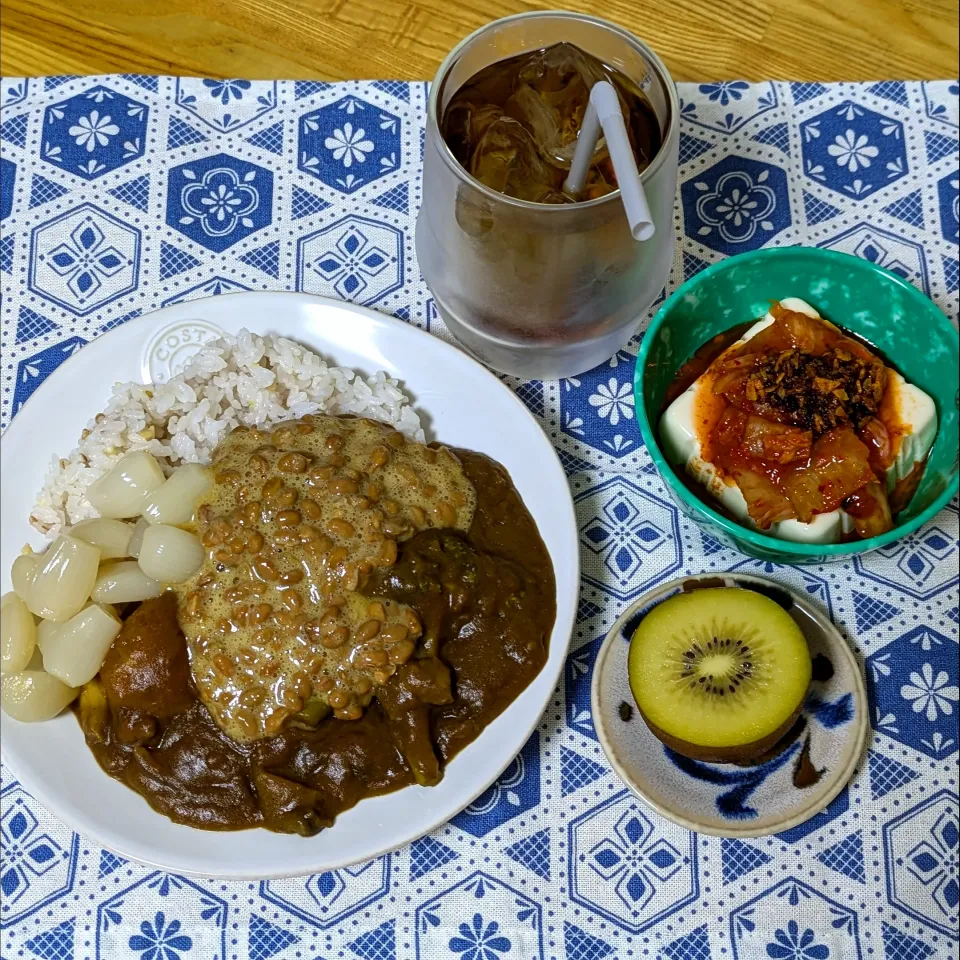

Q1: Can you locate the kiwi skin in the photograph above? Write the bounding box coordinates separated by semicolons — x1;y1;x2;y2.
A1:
636;696;808;764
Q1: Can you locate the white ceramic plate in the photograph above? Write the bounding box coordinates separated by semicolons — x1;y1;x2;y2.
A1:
592;573;868;837
0;292;579;879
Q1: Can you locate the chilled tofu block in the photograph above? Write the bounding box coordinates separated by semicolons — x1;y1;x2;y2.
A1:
660;298;937;543
879;372;938;492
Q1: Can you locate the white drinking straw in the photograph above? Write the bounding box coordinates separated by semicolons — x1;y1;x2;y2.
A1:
563;80;655;242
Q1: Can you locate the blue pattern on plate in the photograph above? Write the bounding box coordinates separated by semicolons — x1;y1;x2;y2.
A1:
665;743;802;820
1;74;957;960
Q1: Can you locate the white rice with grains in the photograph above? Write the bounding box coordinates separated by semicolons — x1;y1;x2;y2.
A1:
29;328;425;537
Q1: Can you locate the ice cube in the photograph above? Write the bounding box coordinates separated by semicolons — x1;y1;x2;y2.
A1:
444;101;504;168
512;43;629;168
518;42;608;100
468;117;562;202
454;186;495;238
504;82;566;165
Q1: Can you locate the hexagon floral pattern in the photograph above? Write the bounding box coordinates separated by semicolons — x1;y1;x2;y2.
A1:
1;74;959;960
297;214;404;304
28;203;139;314
416;872;543;960
96;872;228;960
576;476;683;600
259;857;393;930
568;792;698;934
818;223;931;294
680;81;778;133
854;506;958;600
165;154;273;253
681;155;791;254
730;878;863;960
41;84;148;179
298;95;401;193
883;790;959;938
175;78;277;133
0;784;78;926
801;100;908;199
868;626;959;759
561;348;639;457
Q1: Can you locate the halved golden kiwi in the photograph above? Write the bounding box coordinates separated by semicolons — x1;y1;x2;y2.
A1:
627;587;811;763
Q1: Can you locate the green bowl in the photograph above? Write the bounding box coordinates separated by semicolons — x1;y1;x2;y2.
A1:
634;246;959;564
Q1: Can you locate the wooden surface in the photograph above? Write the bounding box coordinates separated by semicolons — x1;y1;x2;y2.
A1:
1;0;958;81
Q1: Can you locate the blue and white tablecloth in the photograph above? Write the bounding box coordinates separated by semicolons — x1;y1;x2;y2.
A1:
0;74;958;960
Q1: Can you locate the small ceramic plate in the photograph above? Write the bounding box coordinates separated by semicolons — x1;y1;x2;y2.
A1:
592;573;868;837
0;292;579;878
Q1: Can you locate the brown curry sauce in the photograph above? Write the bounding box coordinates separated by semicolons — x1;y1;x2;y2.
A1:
75;449;555;835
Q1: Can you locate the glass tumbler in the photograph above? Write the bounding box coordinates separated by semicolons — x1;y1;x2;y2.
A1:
416;11;680;380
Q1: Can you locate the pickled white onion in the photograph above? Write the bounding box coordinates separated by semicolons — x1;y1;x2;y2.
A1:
127;516;149;559
138;525;204;583
69;518;135;559
92;561;162;604
1;592;36;675
28;535;100;622
11;553;40;603
37;603;121;687
86;451;165;518
141;464;212;526
1;650;78;722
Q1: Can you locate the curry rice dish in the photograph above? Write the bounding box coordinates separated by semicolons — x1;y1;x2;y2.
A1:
2;411;555;836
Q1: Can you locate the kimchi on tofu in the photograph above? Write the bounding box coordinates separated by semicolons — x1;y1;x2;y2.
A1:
692;302;920;539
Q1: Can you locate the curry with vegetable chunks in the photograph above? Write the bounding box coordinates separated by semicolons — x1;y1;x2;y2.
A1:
75;448;555;835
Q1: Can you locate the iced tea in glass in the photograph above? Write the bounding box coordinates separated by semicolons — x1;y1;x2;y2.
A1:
441;41;662;205
416;12;680;379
